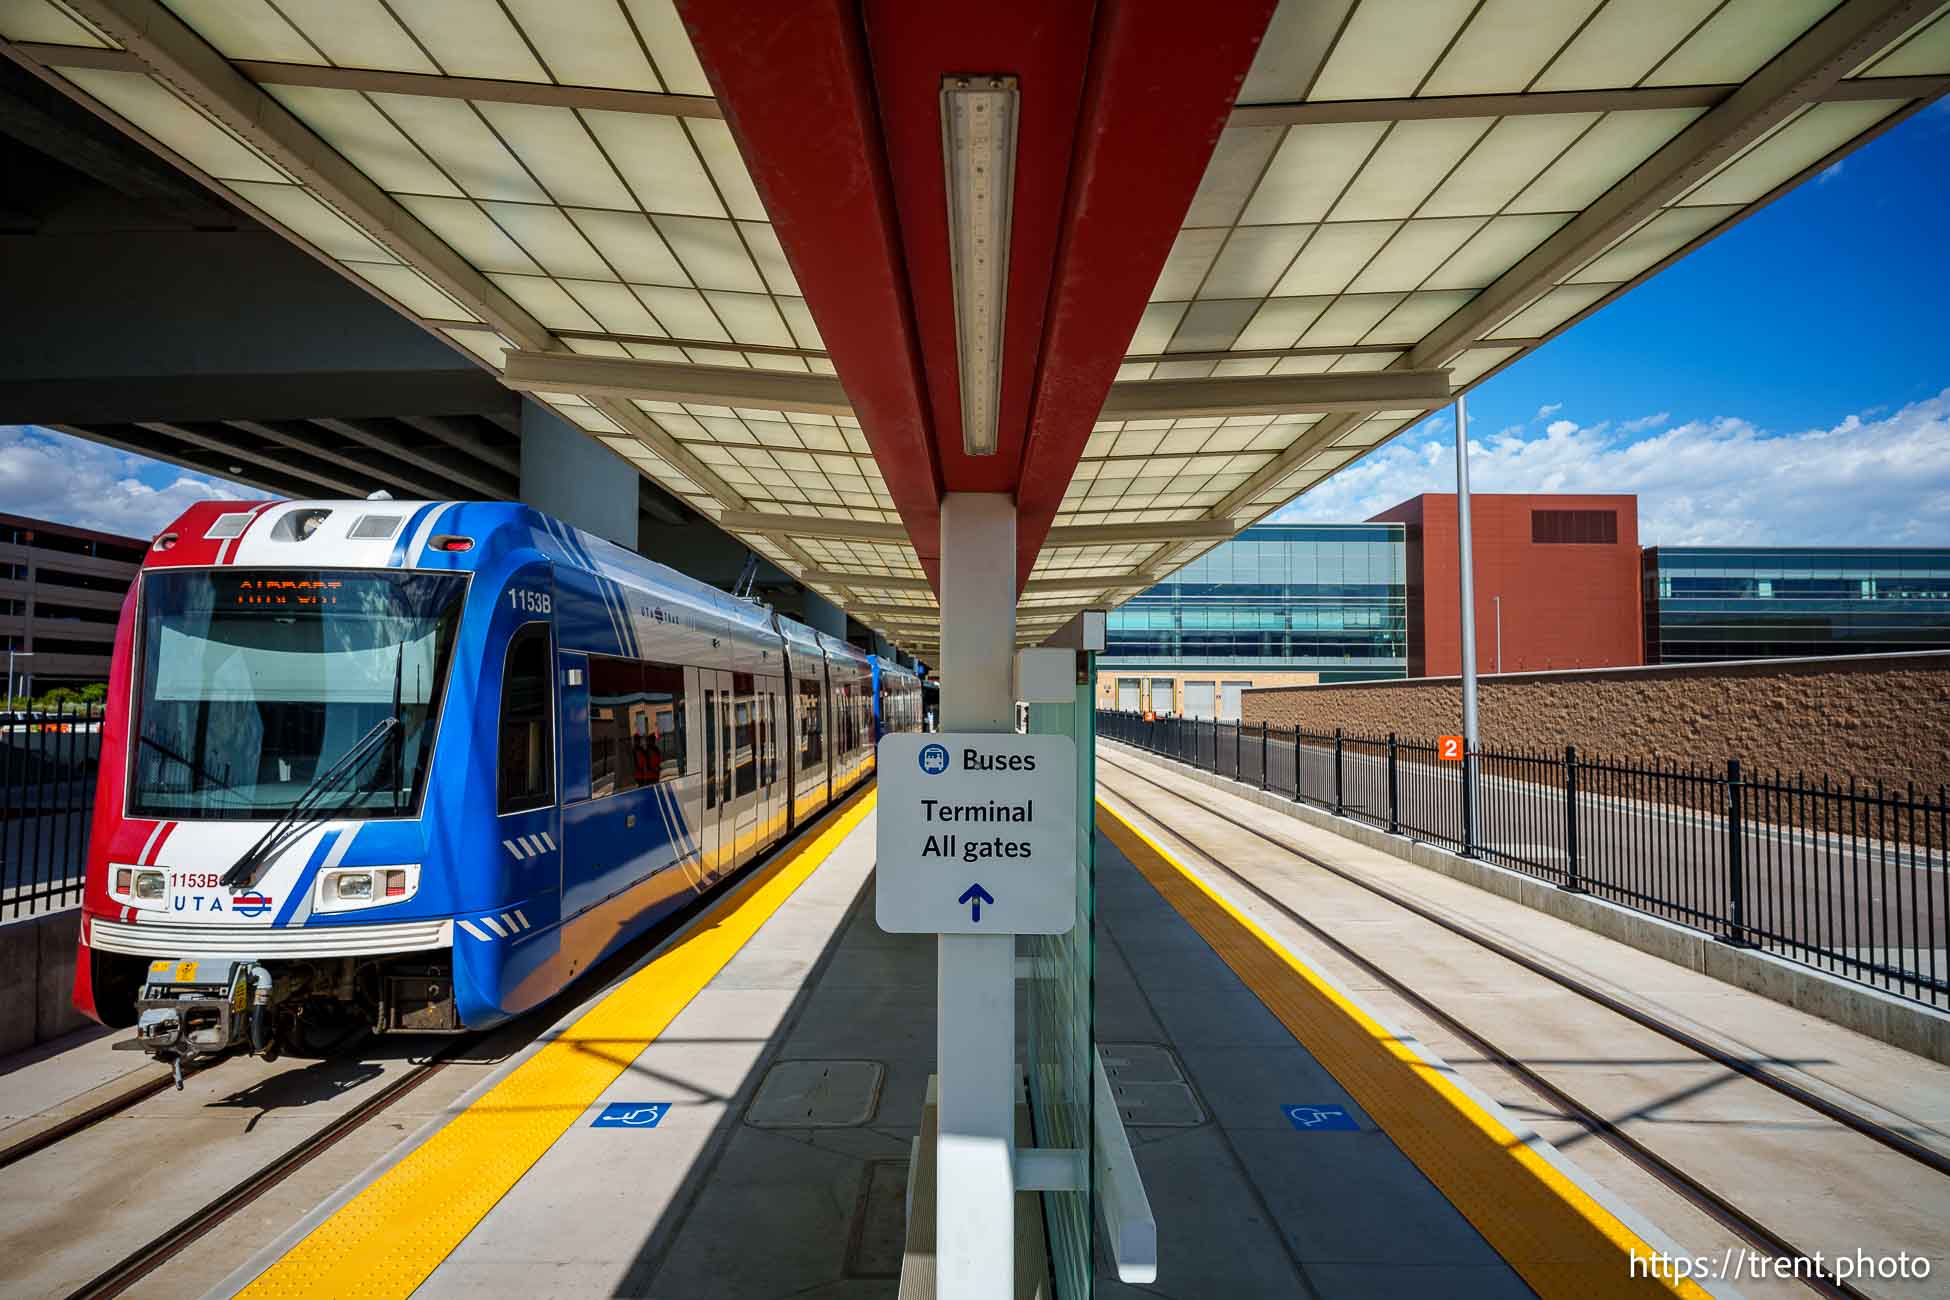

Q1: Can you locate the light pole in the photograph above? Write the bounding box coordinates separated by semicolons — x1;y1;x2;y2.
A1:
5;649;33;713
1454;397;1481;840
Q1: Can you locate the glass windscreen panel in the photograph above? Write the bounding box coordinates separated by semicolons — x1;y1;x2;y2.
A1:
133;569;467;820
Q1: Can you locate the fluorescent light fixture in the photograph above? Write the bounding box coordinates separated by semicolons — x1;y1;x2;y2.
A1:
940;75;1019;458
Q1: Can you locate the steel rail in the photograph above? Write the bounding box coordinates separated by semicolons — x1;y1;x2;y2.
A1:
65;1036;471;1300
1099;750;1950;1176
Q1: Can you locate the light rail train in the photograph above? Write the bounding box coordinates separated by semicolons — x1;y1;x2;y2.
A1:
72;498;921;1073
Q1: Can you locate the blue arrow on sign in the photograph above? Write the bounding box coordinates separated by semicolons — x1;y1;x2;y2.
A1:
958;883;995;922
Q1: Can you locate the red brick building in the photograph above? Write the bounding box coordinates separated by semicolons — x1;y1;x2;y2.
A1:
1368;493;1641;678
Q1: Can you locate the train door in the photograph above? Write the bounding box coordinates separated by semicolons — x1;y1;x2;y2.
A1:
762;677;784;841
823;666;837;803
499;619;559;900
694;667;727;879
726;672;760;870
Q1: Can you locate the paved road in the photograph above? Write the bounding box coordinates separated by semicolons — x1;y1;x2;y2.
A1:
1105;730;1949;1005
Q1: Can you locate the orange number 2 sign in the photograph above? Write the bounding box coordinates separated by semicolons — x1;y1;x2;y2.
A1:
1437;735;1464;761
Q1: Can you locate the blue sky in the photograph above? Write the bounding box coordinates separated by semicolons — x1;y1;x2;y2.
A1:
1281;98;1950;546
3;101;1947;545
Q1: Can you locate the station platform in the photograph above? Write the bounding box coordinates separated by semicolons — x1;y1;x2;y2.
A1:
8;756;1946;1299
196;773;1683;1300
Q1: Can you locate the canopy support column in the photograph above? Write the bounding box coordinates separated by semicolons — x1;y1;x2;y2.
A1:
935;491;1017;1298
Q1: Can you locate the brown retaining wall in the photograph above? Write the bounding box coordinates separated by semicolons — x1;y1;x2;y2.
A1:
1240;651;1950;792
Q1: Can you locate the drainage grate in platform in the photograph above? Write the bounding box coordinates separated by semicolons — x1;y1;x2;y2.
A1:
1100;1043;1205;1127
746;1058;885;1128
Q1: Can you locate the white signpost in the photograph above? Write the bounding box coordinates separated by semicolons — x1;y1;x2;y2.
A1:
876;732;1077;936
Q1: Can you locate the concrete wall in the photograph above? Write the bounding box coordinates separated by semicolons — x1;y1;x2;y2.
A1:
797;589;847;640
0;908;89;1055
1096;669;1321;717
518;398;639;551
0;230;467;382
1242;650;1950;790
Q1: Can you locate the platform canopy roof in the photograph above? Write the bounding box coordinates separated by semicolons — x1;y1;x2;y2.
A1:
6;0;1945;655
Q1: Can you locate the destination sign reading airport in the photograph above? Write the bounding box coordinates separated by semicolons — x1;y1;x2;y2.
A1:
876;734;1078;935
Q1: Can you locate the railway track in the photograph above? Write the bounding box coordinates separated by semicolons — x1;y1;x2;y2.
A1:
0;1069;175;1174
65;1036;474;1300
1099;749;1950;1300
7;788;875;1299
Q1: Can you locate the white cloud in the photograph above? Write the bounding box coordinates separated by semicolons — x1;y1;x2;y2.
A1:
1274;391;1950;545
1818;160;1844;183
1536;402;1562;419
1620;411;1670;433
0;426;252;539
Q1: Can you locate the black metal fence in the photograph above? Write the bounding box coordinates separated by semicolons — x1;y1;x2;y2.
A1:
1099;710;1950;1011
1;706;103;922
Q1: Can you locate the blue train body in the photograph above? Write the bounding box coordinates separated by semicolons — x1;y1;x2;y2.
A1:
75;498;920;1042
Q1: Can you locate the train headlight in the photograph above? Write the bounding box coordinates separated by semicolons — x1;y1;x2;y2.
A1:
133;871;164;900
319;865;416;910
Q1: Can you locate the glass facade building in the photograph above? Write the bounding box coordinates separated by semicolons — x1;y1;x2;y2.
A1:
1643;547;1950;664
1104;523;1408;679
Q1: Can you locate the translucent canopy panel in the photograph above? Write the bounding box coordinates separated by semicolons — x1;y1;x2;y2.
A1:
15;0;1942;636
1113;0;1947;592
8;3;938;644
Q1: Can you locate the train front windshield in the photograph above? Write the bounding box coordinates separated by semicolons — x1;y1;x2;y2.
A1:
132;569;468;820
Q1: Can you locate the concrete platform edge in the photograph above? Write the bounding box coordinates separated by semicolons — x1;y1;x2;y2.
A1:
1101;740;1950;1067
1095;801;1741;1300
200;802;872;1300
199;965;630;1300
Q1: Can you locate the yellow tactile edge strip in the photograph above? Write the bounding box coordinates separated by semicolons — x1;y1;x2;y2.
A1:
1098;800;1711;1300
239;786;879;1300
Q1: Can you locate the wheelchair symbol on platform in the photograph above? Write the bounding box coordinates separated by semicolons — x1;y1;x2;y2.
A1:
592;1102;671;1128
1283;1104;1358;1131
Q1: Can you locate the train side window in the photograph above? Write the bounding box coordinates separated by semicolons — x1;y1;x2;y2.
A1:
635;662;687;786
797;677;823;770
734;700;755;796
588;655;646;800
497;624;553;814
732;673;755;797
704;687;717;809
770;691;781;784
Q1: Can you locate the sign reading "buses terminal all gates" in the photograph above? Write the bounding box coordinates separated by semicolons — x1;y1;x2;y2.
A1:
876;733;1077;935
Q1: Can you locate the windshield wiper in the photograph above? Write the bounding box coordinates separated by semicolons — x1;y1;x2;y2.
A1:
219;715;400;889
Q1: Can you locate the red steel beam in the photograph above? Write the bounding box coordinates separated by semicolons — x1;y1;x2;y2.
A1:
1013;1;1276;588
676;0;945;583
865;1;1098;501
